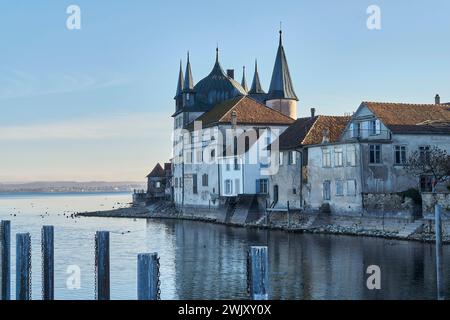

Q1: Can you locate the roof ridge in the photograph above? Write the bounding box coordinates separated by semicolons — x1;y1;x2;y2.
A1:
363;101;444;107
300;116;320;145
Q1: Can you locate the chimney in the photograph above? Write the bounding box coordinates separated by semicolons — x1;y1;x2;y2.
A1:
322;128;330;143
231;110;237;129
435;94;441;105
227;69;235;79
310;108;316;118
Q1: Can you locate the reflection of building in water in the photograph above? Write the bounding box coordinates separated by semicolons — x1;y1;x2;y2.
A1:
173;221;269;299
169;221;445;299
144;220;178;299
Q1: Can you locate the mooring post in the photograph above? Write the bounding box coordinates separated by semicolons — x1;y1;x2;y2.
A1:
137;253;160;300
1;220;11;300
248;246;269;300
42;226;54;300
435;204;444;300
95;231;110;300
287;201;290;229
16;233;32;300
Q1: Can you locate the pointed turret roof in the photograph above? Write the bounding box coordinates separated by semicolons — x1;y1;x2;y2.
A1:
267;30;298;101
193;47;246;106
183;52;194;92
175;60;184;98
146;163;165;178
249;60;265;94
241;66;248;92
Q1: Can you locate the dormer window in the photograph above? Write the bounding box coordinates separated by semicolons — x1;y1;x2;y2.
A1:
370;119;381;135
186;93;190;101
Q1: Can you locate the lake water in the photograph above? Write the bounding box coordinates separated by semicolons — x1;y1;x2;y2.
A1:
0;192;448;300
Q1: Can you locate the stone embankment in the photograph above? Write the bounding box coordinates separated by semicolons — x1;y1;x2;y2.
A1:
76;202;449;244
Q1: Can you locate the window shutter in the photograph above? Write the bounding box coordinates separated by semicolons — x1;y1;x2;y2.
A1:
349;123;354;138
256;179;260;194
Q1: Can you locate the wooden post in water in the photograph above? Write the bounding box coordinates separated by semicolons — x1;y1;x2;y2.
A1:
248;246;269;300
16;233;31;300
287;201;290;229
95;231;110;300
435;204;444;300
42;226;54;300
137;253;160;300
1;220;11;300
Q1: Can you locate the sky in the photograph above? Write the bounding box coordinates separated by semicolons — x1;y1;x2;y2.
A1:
0;0;449;182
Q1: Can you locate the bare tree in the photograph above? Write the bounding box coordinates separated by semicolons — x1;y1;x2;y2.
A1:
406;146;450;192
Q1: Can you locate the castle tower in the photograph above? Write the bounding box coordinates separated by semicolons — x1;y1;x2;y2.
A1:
182;52;195;107
266;30;298;119
241;66;248;93
174;60;184;111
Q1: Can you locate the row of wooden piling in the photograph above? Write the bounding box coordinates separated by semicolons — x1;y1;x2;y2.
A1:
0;220;269;300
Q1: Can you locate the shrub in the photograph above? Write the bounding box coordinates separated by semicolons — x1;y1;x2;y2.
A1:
398;188;422;205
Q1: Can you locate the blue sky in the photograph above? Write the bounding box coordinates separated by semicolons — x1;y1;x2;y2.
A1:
1;0;449;182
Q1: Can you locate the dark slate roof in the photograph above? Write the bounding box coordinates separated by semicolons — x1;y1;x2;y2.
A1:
175;60;184;98
193;49;247;106
241;66;248;93
186;96;295;131
183;52;194;92
248;60;265;95
276;115;351;150
267;31;298;101
147;163;165;178
363;102;450;134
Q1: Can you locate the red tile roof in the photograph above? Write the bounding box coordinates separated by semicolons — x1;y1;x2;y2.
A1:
277;115;351;149
186;96;295;130
363;102;450;134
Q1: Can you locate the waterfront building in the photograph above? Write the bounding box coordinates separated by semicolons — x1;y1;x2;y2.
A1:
171;31;298;216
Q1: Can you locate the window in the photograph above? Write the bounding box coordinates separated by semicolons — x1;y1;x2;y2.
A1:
322;148;332;167
257;179;269;194
335;147;343;167
288;151;296;165
174;178;178;188
155;181;161;188
351;122;360;138
192;174;198;194
370;119;381;135
211;149;215;160
336;180;344;196
346;145;357;166
226;162;231;171
234;158;240;170
394;145;407;165
420;175;433;192
369;144;382;164
323;181;331;200
225;179;233;195
419;146;431;163
293;188;297;195
279;152;284;166
202;174;208;187
347;180;356;196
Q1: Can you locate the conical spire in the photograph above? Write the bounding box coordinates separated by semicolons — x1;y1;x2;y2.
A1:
249;60;265;94
183;51;194;92
267;30;298;101
175;60;184;97
241;66;248;92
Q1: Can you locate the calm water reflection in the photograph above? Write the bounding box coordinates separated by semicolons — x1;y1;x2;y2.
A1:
0;193;447;300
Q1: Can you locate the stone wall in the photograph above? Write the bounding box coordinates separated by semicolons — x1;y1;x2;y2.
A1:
362;193;420;219
422;193;450;217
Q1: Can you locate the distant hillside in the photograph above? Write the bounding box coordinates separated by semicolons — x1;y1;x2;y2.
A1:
0;181;146;193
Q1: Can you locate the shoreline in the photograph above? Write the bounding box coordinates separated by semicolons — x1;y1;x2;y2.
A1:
76;206;450;244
